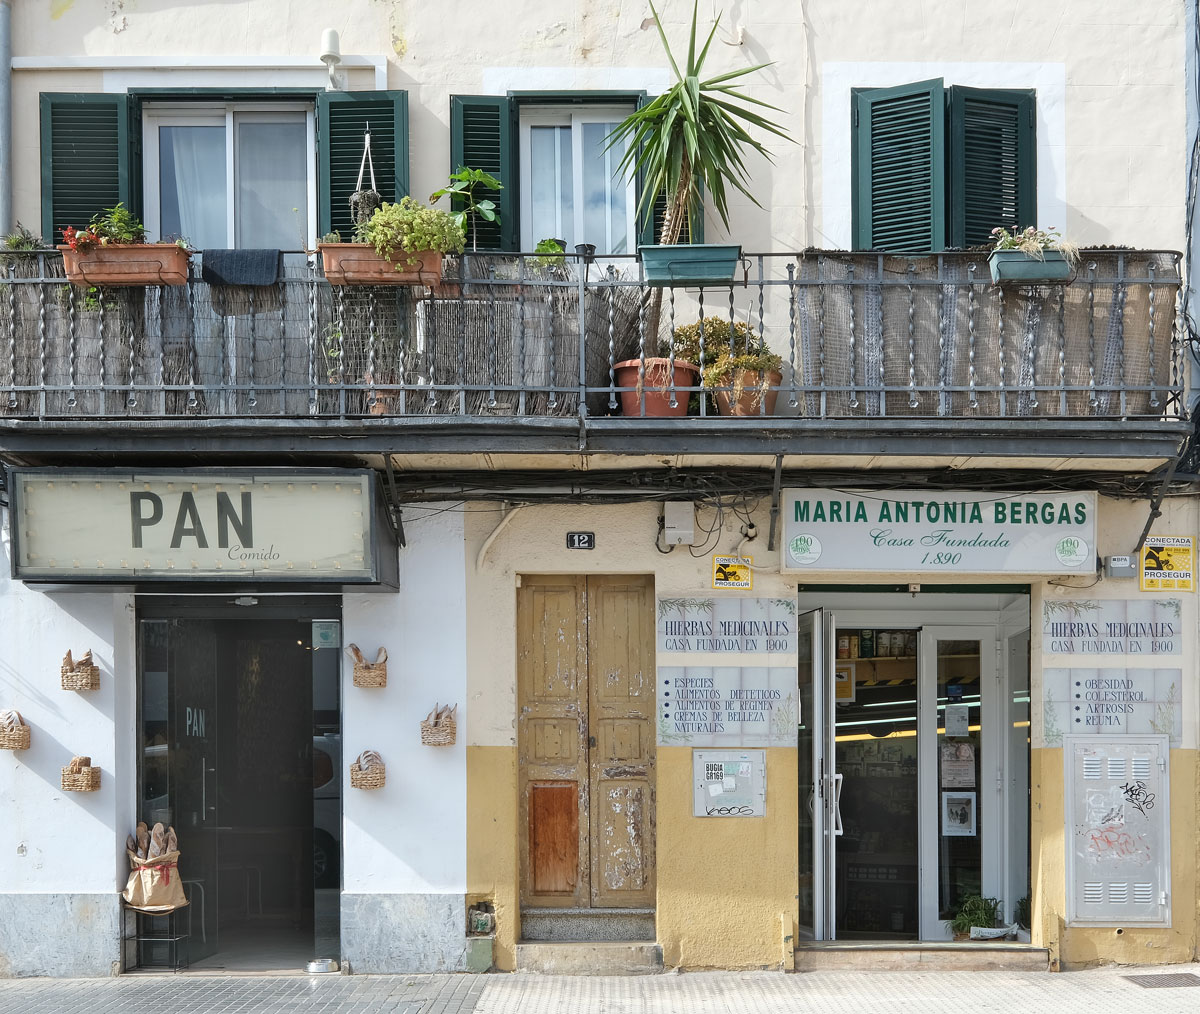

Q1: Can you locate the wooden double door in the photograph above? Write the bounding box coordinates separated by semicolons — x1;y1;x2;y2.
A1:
518;574;656;909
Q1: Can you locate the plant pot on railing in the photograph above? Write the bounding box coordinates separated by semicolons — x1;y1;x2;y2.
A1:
58;243;190;286
613;358;699;417
319;244;443;286
987;249;1071;284
639;244;742;286
713;368;782;417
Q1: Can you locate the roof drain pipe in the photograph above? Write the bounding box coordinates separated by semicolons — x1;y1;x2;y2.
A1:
476;501;522;570
0;0;12;237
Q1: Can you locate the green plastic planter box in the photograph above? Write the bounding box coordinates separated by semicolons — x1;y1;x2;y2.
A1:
639;244;743;286
988;249;1071;284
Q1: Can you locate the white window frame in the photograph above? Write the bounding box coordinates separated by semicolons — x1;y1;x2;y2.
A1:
518;104;638;255
143;102;317;250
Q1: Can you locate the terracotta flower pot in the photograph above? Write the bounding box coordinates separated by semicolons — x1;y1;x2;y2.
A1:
319;244;443;286
58;243;190;286
714;368;782;417
613;358;699;417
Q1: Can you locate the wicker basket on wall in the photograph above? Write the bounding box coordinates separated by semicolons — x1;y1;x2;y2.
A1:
349;749;386;790
347;644;388;688
0;720;30;751
61;649;100;691
61;757;100;791
420;703;457;747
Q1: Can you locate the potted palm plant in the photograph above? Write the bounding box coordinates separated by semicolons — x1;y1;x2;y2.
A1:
319;197;466;286
605;1;790;287
59;204;190;286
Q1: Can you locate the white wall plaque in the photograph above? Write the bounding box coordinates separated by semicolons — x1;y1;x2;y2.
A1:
1065;736;1170;927
1042;668;1182;747
1043;599;1181;656
780;489;1096;575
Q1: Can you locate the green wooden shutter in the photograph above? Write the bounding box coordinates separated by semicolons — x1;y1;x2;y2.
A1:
949;86;1036;248
852;79;945;252
40;93;138;244
449;95;514;251
317;90;409;240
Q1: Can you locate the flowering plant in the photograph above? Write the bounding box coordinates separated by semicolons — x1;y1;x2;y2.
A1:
990;225;1078;265
61;203;147;252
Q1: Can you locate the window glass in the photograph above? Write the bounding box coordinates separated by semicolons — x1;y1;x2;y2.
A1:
581;121;628;254
236;119;309;249
159;125;226;250
529;124;573;249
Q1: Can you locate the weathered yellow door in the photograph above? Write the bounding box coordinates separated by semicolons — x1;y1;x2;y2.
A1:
518;574;656;910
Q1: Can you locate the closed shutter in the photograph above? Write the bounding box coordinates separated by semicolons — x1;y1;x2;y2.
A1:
316;90;409;240
449;95;515;251
949;87;1036;248
851;79;945;252
40;93;138;244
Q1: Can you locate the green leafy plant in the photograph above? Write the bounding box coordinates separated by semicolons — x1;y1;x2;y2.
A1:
702;348;783;410
533;237;565;266
4;223;43;252
1015;895;1030;930
360;197;466;271
321;230;342;244
605;0;791;246
990;225;1079;266
429;166;503;252
948;895;1000;938
668;316;759;366
63;202;148;251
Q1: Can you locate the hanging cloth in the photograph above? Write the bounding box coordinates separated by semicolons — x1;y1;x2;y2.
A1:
349;124;384;229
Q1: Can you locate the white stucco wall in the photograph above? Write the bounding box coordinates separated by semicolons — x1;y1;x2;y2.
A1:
0;512;136;894
9;0;1190;252
341;504;467;894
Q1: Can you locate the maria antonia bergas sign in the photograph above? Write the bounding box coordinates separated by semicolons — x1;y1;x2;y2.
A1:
781;489;1096;575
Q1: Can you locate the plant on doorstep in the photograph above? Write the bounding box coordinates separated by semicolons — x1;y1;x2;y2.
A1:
58;204;190;286
988;225;1079;284
948;894;1001;940
319;197;465;286
605;0;791;287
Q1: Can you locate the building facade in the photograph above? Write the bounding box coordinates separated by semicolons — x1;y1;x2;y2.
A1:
0;0;1197;977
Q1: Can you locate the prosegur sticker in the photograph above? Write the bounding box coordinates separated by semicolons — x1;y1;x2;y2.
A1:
712;556;752;589
1140;536;1195;591
788;533;822;566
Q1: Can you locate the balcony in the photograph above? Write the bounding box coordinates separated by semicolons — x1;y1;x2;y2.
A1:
0;249;1187;469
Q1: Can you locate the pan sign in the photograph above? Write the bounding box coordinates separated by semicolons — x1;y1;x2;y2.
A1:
781;489;1096;575
10;470;380;582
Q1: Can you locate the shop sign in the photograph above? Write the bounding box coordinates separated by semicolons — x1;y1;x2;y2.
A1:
10;470;383;582
1139;536;1194;591
656;596;798;746
781;489;1096;575
1042;667;1182;746
1043;599;1181;656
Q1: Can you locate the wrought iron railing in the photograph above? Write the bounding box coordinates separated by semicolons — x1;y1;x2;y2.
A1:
0;249;1184;423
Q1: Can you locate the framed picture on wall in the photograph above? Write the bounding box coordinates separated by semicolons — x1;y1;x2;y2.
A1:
941;790;977;837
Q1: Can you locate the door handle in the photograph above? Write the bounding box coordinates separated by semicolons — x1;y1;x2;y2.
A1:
832;773;844;836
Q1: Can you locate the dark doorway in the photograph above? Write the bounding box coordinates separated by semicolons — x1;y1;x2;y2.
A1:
138;604;341;970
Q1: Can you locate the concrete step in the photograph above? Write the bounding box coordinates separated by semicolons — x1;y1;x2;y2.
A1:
516;941;663;975
521;907;656;942
794;941;1050;972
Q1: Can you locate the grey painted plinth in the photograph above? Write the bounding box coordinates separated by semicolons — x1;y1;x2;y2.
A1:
341;893;468;973
0;894;121;977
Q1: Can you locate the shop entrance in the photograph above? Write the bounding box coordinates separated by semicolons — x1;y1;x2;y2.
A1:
796;591;1030;942
137;600;342;970
517;575;656;917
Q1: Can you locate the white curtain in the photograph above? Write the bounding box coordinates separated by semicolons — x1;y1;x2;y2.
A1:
161;125;226;250
236;120;308;250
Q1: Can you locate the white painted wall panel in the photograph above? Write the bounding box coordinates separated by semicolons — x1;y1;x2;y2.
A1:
341;505;466;893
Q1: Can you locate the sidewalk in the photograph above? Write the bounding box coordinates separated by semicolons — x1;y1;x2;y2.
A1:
2;965;1200;1014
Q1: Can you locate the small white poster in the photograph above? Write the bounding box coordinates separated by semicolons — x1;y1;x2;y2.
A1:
940;742;976;788
944;704;970;737
942;791;977;837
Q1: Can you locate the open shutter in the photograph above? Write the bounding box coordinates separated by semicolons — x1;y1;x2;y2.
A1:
852;79;945;252
949;86;1035;249
317;90;409;240
40;93;138;244
449;95;515;251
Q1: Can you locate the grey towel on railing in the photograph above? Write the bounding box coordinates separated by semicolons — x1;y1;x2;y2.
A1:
201;249;281;287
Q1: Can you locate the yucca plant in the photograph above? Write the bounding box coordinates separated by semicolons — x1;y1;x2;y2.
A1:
605;0;791;246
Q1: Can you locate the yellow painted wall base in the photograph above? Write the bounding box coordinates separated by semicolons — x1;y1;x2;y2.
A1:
466;745;519;971
1032;747;1198;969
